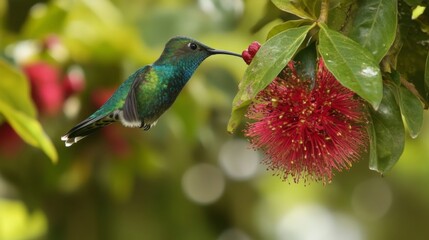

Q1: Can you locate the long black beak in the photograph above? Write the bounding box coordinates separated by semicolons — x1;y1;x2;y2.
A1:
207;48;241;57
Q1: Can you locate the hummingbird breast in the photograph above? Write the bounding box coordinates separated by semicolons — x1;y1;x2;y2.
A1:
134;65;189;125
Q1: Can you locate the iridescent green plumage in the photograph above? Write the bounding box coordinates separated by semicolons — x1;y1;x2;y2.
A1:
61;36;240;146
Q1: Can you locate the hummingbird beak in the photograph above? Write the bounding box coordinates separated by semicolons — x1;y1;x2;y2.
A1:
207;48;241;57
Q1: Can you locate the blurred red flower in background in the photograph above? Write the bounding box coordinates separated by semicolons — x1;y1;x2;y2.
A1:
23;62;64;116
242;42;368;183
23;62;85;116
0;124;24;157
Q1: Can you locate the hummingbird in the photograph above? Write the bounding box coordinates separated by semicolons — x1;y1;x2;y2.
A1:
61;36;241;147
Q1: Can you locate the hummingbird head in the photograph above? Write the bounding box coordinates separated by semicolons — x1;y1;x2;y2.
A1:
155;36;240;72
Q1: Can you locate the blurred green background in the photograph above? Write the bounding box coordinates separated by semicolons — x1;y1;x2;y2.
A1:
1;0;429;239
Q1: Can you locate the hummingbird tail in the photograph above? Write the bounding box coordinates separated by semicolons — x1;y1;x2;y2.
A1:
61;113;118;147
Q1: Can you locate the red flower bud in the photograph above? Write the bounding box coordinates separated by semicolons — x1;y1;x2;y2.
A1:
242;50;252;65
242;41;261;65
248;41;261;55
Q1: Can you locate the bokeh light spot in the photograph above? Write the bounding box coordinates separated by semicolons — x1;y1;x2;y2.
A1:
219;139;260;180
182;163;225;205
276;204;362;240
351;178;393;221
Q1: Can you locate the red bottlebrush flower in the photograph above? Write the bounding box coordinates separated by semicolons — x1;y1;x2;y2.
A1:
242;41;261;65
245;59;368;183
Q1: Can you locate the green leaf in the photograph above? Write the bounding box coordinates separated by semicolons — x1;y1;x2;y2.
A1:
271;0;320;20
267;19;312;39
348;0;397;63
318;23;383;109
227;24;315;133
0;62;36;118
368;85;404;174
294;42;318;82
398;86;423;138
0;102;58;163
0;60;58;163
327;0;358;32
396;3;428;102
425;51;429;91
389;71;423;138
367;117;378;172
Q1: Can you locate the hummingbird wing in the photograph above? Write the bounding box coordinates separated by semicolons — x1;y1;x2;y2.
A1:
122;66;153;128
61;66;148;146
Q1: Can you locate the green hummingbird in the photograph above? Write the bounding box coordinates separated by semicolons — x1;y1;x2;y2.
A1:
61;36;241;146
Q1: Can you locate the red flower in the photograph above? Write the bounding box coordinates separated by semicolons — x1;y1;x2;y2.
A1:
245;59;368;183
242;41;261;65
24;62;64;116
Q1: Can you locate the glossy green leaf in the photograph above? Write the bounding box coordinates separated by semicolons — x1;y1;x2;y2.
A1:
367;116;378;173
389;70;423;138
348;0;397;63
396;3;429;102
425;51;429;90
0;60;58;163
398;86;423;138
227;24;314;133
327;0;357;32
368;85;404;174
294;42;317;82
267;19;312;39
271;0;320;19
318;23;383;109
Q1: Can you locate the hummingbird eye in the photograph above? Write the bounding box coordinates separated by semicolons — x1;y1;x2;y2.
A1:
187;42;198;50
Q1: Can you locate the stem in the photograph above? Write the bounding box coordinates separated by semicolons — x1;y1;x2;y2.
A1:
318;0;329;24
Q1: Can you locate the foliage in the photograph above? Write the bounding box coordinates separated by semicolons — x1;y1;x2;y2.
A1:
228;0;429;175
0;60;57;162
